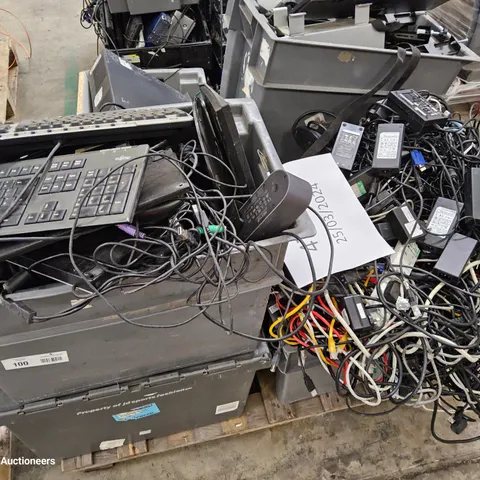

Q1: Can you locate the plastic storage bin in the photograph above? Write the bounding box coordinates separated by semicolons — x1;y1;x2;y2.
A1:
0;344;270;460
0;98;315;402
220;0;480;161
276;345;336;404
113;6;214;71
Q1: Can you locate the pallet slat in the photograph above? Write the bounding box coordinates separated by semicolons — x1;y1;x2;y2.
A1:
0;40;18;123
62;371;354;473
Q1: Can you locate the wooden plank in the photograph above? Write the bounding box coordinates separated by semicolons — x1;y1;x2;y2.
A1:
62;370;357;473
0;40;18;123
257;370;294;423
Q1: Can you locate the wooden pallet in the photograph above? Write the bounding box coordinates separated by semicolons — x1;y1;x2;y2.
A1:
62;371;349;473
0;40;18;123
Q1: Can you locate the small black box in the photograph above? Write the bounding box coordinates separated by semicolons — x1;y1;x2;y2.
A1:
421;197;463;250
344;295;372;332
465;167;480;223
387;204;425;244
371;124;405;175
434;234;477;279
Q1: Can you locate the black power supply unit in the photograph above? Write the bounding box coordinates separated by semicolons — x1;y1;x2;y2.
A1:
465;167;480;223
344;295;372;333
387;204;425;243
421;197;463;250
388;89;450;132
434;233;477;279
371;124;405;175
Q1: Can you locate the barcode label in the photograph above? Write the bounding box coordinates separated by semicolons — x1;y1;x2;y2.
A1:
215;401;240;415
2;351;69;370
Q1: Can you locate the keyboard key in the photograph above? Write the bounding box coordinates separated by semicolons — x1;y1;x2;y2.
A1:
92;185;104;196
50;182;63;193
5;188;17;197
101;194;114;204
60;161;72;170
98;168;111;178
67;172;80;181
117;173;133;194
79;206;97;218
107;175;120;185
8;167;20;177
38;184;51;195
72;159;86;169
63;181;77;192
54;173;67;182
104;184;116;195
0;168;8;178
37;211;52;223
83;178;95;187
86;170;97;179
87;195;101;206
110;192;127;214
12;205;26;216
3;180;13;188
42;201;57;211
2;215;21;226
79;187;89;196
43;174;55;184
31;165;41;174
70;207;80;219
51;210;66;221
49;162;60;171
25;212;39;224
122;165;135;174
96;204;111;216
15;179;29;187
20;166;32;175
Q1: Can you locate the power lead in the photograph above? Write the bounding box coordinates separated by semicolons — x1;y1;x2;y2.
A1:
450;408;474;435
411;149;428;172
303;374;318;397
344;295;373;333
270;348;281;373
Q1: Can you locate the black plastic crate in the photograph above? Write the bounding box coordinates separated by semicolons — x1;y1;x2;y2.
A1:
108;5;214;71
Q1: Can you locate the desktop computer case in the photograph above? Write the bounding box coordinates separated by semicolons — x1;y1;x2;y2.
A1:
0;344;270;460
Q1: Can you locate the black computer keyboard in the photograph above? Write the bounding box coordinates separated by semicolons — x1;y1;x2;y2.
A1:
0;145;148;237
0;107;192;148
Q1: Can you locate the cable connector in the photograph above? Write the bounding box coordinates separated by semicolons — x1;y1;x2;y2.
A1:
411;149;427;171
270;348;281;373
303;373;318;397
450;409;473;435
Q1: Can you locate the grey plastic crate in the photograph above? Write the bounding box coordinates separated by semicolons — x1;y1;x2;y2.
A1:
78;68;206;112
220;0;480;161
223;0;479;94
107;0;199;14
0;343;270;460
276;345;336;404
222;51;384;160
0;97;314;403
0;282;274;403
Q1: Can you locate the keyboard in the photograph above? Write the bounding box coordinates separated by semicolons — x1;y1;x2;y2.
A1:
0;107;192;149
0;145;148;237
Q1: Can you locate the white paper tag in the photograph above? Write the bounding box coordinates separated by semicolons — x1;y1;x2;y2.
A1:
139;430;151;436
377;132;400;159
284;154;394;287
99;439;125;451
2;351;69;370
401;205;414;223
428;207;456;235
94;87;103;107
215;401;239;415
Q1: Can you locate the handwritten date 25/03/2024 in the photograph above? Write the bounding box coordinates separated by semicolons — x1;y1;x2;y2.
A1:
298;183;348;252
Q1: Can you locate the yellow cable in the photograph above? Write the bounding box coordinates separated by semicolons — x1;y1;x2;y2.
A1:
328;319;337;359
269;285;313;341
364;269;374;287
304;319;336;367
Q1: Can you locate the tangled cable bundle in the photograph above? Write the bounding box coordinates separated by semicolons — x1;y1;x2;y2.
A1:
270;97;480;443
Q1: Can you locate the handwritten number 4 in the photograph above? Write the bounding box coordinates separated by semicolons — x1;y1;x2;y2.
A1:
297;240;319;252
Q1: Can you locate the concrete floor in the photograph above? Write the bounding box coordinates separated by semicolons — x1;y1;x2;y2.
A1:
2;1;480;479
